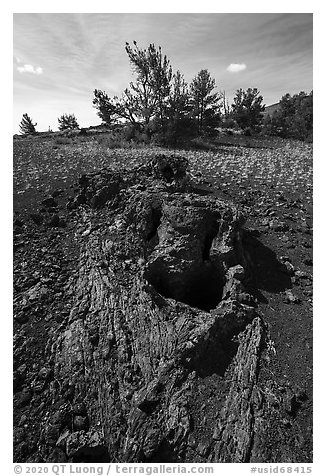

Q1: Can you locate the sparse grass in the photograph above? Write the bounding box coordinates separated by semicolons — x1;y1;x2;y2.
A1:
13;133;312;215
53;136;72;146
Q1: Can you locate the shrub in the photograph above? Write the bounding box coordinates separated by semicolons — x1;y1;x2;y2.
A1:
243;127;252;136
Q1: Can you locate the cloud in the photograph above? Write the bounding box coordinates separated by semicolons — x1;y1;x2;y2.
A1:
17;63;43;75
227;63;247;73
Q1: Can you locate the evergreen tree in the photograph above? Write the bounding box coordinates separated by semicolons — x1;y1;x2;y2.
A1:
93;90;118;125
93;42;173;140
264;91;313;140
19;113;37;134
164;71;194;144
232;88;265;132
190;69;221;134
124;41;173;139
58;113;79;131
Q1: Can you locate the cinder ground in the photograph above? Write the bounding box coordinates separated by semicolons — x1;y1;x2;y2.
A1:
13;133;312;462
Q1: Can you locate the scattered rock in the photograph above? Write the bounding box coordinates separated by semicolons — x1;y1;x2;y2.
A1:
13;153;312;464
295;270;312;281
281;261;295;276
269;220;289;232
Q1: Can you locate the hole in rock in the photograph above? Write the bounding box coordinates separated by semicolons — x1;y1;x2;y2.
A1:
146;262;224;312
160;165;174;182
146;208;162;242
185;334;239;377
202;226;219;261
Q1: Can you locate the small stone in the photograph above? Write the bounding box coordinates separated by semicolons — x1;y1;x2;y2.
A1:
38;367;51;380
281;261;295;276
284;289;301;304
18;414;28;426
295;270;312;280
279;256;291;263
227;265;245;281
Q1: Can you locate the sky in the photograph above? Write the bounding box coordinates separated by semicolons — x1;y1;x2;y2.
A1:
13;13;313;133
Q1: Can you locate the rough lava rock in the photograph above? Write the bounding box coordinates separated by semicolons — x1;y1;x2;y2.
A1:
14;154;307;463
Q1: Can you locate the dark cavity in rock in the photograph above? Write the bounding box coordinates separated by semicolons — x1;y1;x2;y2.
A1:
144;200;226;311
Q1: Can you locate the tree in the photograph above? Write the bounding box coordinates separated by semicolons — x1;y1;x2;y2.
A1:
221;90;231;117
162;71;195;144
124;41;173;138
58;113;79;131
168;71;190;119
19;113;37;134
93;42;173;140
93;89;119;125
232;88;265;132
190;69;221;134
264;91;313;140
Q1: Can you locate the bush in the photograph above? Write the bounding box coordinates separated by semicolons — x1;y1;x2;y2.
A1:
243;127;252;136
53;136;72;146
221;116;238;129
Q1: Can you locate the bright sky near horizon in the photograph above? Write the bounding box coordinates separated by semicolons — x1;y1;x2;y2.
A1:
13;12;313;133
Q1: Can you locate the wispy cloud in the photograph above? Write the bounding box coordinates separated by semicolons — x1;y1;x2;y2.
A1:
227;63;247;73
17;63;43;75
